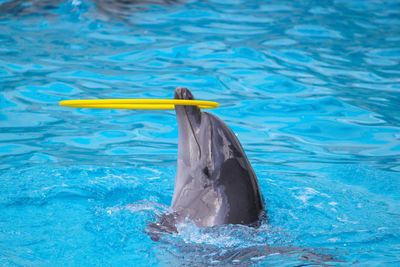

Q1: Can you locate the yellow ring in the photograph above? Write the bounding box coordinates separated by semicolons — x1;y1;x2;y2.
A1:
59;99;219;110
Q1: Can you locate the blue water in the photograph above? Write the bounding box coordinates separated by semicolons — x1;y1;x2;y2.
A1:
1;0;400;266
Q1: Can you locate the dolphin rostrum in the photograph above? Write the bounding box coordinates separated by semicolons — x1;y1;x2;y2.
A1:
149;87;265;237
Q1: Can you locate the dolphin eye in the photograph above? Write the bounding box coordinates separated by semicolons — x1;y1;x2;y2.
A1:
203;167;210;178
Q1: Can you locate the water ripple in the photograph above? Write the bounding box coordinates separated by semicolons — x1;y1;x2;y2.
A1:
1;0;400;266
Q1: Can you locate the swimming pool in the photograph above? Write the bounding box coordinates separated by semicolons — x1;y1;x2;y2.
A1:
1;0;399;265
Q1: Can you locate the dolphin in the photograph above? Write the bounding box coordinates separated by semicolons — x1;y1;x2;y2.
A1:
147;89;339;265
148;87;265;237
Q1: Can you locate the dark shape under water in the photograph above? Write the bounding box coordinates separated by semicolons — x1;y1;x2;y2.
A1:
148;87;265;238
0;0;179;18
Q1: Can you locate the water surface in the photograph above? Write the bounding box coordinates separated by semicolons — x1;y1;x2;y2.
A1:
1;0;400;266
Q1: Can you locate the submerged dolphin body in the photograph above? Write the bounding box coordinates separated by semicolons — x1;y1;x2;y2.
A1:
149;88;265;237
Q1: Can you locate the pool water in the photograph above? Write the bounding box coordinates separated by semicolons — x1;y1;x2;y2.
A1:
1;0;400;266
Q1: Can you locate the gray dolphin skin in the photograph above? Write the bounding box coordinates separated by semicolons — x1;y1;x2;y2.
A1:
172;87;265;226
148;88;265;238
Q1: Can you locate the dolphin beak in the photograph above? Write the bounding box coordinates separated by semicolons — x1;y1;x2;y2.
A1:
174;87;194;100
174;87;201;124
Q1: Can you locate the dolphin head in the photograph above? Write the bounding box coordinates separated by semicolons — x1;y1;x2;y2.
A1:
172;87;264;227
